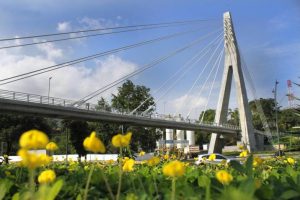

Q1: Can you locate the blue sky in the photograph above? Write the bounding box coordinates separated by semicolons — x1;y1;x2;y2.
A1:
0;0;299;118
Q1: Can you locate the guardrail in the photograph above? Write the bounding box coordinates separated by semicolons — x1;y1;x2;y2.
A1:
0;89;240;131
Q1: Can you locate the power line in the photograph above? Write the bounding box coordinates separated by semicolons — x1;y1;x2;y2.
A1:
0;27;219;85
0;22;218;50
0;18;217;42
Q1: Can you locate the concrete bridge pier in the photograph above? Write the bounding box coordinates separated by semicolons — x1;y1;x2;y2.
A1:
176;130;185;148
165;129;174;148
186;130;195;146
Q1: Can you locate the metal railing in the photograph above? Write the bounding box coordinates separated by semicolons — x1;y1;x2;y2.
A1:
0;89;240;131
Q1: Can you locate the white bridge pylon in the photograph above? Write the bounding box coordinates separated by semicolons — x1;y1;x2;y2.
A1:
209;12;257;153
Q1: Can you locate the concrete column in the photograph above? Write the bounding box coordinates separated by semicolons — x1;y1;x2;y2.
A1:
176;130;185;148
166;129;174;148
186;130;195;146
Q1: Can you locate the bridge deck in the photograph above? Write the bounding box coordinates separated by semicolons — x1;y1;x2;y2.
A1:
0;89;240;134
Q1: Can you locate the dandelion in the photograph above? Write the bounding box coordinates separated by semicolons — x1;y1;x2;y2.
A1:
38;170;56;184
123;158;135;172
147;156;160;166
216;170;233;185
46;142;58;151
112;132;132;148
19;129;49;149
83;131;106;153
208;154;216;161
162;160;185;178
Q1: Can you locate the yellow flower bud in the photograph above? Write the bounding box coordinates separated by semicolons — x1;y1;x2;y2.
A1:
123;158;135;172
112;132;132;148
19;129;49;149
83;131;106;153
208;154;216;161
286;157;295;165
139;151;145;156
216;170;233;185
239;150;248;158
46;142;58;151
162;160;185;177
38;170;56;184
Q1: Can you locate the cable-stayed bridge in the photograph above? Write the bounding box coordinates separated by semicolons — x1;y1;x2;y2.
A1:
0;12;270;153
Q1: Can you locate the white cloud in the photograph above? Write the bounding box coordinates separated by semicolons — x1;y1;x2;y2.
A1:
79;17;117;29
0;47;138;103
57;21;71;32
36;42;63;60
167;94;207;118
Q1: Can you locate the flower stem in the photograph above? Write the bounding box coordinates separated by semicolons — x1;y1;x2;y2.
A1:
83;165;95;200
100;170;115;200
29;169;35;200
116;148;123;200
171;178;176;200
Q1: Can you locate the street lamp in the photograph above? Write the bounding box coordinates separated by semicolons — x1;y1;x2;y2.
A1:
48;77;52;104
273;80;282;156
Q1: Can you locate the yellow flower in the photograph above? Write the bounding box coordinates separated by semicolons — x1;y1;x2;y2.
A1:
216;170;233;185
286;157;295;165
112;132;132;148
239;150;248;157
238;145;245;150
171;154;177;159
147;156;160;166
18;149;51;169
163;154;169;160
139;151;145;156
19;129;49;149
123;158;135;172
253;157;263;167
162;160;185;177
83;131;106;153
38;170;56;184
208;154;216;161
46;142;58;151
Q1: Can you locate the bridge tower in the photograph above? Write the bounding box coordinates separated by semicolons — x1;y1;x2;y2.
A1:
208;12;257;153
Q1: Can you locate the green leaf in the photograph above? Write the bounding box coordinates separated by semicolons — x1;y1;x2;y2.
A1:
198;175;210;187
12;193;20;200
245;155;253;177
230;160;245;174
280;190;300;199
76;194;82;200
46;179;64;200
0;179;12;200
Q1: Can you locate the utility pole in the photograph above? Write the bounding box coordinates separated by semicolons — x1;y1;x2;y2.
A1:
273;80;282;155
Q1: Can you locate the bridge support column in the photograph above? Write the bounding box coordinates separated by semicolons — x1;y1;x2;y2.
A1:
165;129;174;148
176;130;185;148
209;12;257;154
186;130;195;146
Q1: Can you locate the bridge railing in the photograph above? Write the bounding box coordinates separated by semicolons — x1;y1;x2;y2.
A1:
0;89;240;130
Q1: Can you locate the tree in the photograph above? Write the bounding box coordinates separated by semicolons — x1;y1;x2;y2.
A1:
0;114;51;162
62;120;90;160
199;109;215;123
111;80;160;152
112;80;155;113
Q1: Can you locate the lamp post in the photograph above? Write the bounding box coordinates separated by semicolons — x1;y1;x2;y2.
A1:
273;80;282;156
48;77;52;104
